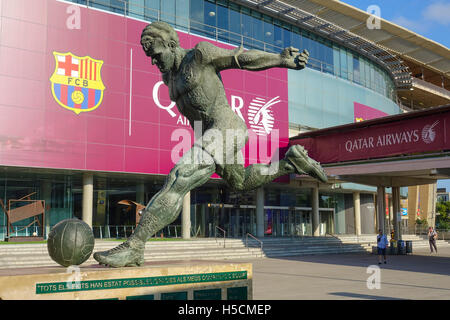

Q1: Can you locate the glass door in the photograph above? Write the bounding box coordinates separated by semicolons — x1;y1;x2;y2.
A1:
290;209;304;236
319;210;334;236
300;211;312;236
264;209;273;236
240;207;256;236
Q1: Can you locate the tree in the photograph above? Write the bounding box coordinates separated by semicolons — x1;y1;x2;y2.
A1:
436;201;450;229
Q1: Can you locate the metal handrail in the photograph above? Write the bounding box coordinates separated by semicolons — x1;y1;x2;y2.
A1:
215;226;226;248
245;233;263;252
412;77;450;99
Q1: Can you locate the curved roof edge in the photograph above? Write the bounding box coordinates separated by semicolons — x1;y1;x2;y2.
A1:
308;0;450;78
231;0;413;90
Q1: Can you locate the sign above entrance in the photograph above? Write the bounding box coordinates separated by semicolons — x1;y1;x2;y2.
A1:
290;106;450;164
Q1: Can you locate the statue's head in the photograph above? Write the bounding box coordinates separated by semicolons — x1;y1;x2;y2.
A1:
140;22;180;73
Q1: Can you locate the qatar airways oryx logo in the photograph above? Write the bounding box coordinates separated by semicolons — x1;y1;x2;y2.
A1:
421;120;439;144
231;95;280;136
247;97;279;136
152;81;280;135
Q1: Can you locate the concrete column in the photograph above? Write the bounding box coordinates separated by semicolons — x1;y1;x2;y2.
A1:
431;182;437;228
392;186;401;241
235;208;240;238
353;192;361;236
376;186;386;235
389;195;394;235
256;187;265;238
40;180;52;238
182;191;191;239
407;186;419;233
136;182;145;204
312;186;320;237
82;173;94;228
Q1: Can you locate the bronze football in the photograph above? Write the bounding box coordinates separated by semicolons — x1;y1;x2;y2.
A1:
47;218;95;267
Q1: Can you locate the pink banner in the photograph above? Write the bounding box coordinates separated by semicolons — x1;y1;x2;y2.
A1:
0;0;289;175
354;102;388;122
291;111;450;164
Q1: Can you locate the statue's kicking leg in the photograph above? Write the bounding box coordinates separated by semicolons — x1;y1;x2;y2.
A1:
219;144;327;192
93;146;216;267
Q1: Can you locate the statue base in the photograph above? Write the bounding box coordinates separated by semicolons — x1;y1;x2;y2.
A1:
0;260;252;300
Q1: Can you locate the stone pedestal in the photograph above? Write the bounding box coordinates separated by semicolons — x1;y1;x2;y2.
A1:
0;261;252;300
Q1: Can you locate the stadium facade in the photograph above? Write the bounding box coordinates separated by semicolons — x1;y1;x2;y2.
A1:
0;0;449;240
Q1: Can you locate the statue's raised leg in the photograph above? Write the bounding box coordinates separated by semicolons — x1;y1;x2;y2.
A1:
218;144;327;192
93;146;216;267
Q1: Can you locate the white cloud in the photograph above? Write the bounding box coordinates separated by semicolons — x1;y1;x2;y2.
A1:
391;16;429;34
423;2;450;26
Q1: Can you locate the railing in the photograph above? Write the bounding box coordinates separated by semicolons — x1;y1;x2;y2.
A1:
245;233;263;253
398;225;449;241
412;77;450;99
0;225;43;241
410;226;449;241
0;224;184;241
91;224;181;239
215;226;226;248
436;229;449;241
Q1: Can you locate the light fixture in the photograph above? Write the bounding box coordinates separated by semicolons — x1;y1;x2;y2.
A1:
265;32;272;37
209;11;215;17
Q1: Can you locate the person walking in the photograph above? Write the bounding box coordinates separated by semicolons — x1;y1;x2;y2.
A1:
377;229;388;264
428;227;438;254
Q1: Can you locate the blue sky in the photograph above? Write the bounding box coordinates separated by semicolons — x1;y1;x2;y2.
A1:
340;0;450;48
341;1;450;192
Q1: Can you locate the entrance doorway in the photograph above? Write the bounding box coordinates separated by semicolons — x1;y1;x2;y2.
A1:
265;208;313;237
194;204;257;238
265;208;289;237
319;209;334;236
193;204;334;238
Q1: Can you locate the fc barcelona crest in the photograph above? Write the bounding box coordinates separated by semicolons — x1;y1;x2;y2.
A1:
50;52;105;114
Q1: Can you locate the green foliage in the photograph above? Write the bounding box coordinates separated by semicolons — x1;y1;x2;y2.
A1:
436;201;450;229
415;218;428;226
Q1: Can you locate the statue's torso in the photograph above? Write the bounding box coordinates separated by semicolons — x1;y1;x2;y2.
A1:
163;50;245;132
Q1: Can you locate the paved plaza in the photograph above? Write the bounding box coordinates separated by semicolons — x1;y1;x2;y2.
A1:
232;247;450;300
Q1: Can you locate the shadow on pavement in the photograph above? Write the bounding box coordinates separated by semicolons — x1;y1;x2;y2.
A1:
273;249;450;277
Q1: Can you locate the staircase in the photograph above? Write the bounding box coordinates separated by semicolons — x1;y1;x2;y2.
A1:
2;234;446;269
334;234;450;251
0;239;263;269
255;236;372;258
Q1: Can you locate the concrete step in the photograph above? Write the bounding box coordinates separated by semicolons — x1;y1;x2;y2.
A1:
266;247;370;258
0;239;262;268
0;239;247;253
3;236;446;269
1;244;372;268
0;250;264;269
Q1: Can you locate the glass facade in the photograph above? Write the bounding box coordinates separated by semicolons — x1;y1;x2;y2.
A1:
68;0;396;101
288;68;400;128
0;169;173;240
0;0;395;240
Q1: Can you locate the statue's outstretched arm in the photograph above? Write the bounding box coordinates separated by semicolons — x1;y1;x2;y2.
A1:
194;41;309;71
235;46;309;71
